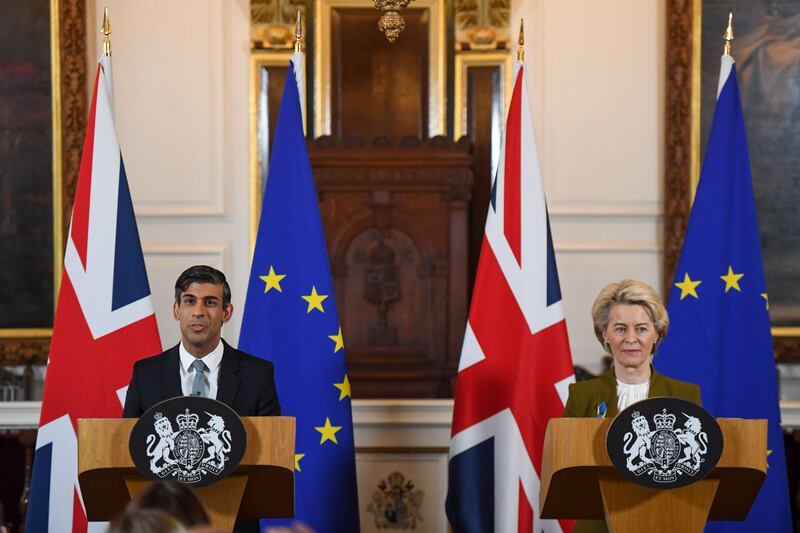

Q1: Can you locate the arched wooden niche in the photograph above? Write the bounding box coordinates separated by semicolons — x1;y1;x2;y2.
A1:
309;136;473;398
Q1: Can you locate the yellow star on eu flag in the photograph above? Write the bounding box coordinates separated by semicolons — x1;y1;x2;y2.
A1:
761;293;769;310
675;272;701;300
302;286;328;313
259;266;286;293
334;374;351;400
329;326;344;353
315;417;342;444
720;266;744;293
295;453;305;471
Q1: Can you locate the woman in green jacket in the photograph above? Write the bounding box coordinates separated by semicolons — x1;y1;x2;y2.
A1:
562;279;702;533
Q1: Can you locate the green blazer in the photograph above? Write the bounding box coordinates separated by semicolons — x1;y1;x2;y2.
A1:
563;366;702;419
561;367;702;533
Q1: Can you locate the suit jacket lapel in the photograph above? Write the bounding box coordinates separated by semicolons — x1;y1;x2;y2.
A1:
162;345;183;399
216;341;241;407
602;369;621;418
648;367;669;398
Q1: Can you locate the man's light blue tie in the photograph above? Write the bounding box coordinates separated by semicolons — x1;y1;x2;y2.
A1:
191;359;208;397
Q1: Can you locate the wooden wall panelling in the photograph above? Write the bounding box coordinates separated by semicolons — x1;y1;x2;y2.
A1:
465;65;499;291
452;51;510;292
314;0;446;138
309;137;473;398
330;8;429;141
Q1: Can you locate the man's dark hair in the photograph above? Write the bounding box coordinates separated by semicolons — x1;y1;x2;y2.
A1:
174;265;231;308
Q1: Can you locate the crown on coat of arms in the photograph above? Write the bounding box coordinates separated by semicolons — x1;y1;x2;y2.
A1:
176;409;199;430
631;411;646;424
654;408;676;430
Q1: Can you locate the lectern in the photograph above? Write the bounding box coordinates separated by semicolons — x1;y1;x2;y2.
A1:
540;418;767;532
77;417;295;530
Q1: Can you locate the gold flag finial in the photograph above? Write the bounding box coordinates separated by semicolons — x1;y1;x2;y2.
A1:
723;12;734;56
517;19;525;61
294;10;303;53
101;7;112;57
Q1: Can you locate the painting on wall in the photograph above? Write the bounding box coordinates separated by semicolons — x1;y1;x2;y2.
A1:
0;0;54;329
0;0;87;364
665;0;800;360
699;0;800;329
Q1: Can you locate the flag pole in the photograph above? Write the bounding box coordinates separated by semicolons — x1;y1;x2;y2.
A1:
293;9;307;134
517;19;525;61
294;10;303;54
722;12;733;56
101;7;112;57
99;7;115;109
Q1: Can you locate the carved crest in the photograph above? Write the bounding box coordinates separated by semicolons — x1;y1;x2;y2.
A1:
145;407;233;483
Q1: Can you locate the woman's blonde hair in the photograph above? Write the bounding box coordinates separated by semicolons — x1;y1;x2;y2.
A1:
591;279;669;354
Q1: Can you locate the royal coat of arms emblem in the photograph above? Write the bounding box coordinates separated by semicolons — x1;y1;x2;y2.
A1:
366;471;424;529
606;397;723;489
624;408;709;482
129;396;247;487
146;409;232;482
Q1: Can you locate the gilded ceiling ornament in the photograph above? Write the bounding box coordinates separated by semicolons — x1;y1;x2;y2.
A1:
374;0;413;42
455;0;509;50
251;0;306;49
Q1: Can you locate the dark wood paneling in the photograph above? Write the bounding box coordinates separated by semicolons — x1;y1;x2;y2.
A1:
309;136;472;398
330;8;429;141
465;65;500;292
0;429;36;532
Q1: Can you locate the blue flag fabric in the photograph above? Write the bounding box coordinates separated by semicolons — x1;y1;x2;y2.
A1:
656;59;791;531
239;61;360;532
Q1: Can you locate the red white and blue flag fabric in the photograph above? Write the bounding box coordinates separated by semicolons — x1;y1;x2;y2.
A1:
446;62;575;533
26;57;162;533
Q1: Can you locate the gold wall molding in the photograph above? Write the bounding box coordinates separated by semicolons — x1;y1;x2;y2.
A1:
454;0;510;50
251;0;306;49
249;50;294;250
453;50;512;139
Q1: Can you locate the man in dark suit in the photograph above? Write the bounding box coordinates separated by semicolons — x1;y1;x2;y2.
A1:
122;265;280;532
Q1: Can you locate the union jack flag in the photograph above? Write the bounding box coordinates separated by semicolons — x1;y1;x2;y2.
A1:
25;57;162;532
446;62;575;532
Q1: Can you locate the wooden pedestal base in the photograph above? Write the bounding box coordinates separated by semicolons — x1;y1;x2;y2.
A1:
599;477;719;533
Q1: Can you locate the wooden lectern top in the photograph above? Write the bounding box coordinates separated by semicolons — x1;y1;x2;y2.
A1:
540;417;767;521
77;416;295;526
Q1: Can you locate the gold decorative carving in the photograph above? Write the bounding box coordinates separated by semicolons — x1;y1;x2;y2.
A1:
455;0;510;50
775;336;800;364
663;0;695;296
59;0;88;238
251;0;306;49
377;8;407;42
0;337;50;365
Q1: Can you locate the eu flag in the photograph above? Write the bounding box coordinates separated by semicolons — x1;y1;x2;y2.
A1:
656;55;791;531
239;60;360;532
